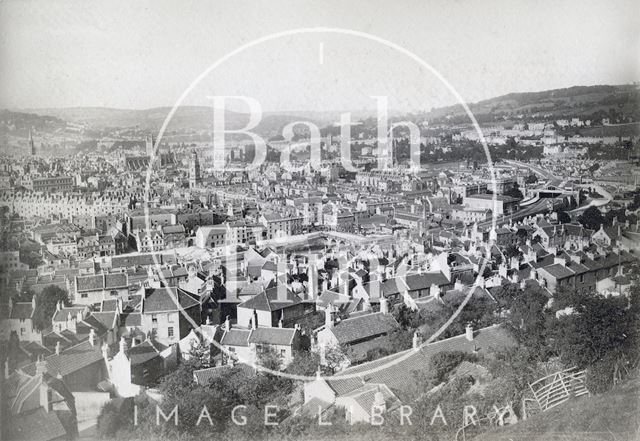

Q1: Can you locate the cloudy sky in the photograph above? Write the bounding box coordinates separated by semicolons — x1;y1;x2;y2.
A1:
1;0;638;112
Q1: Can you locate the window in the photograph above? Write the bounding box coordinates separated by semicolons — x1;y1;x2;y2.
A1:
168;327;174;338
81;293;88;298
152;314;158;324
579;275;584;283
20;328;25;336
110;290;118;297
168;314;174;323
280;349;286;357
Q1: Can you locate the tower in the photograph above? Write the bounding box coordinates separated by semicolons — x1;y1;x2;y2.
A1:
29;129;36;156
189;150;201;189
145;135;154;157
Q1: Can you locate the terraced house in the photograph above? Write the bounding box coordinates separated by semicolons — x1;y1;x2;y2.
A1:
74;273;129;305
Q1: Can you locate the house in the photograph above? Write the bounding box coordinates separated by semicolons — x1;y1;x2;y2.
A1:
5;360;78;441
1;296;41;342
303;324;516;424
316;303;400;366
219;320;302;368
236;287;313;328
139;287;201;347
107;336;164;397
19;331;108;393
74;273;129;305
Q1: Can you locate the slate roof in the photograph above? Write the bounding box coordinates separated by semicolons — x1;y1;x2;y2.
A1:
21;339;104;378
52;307;86;323
9;302;34;320
405;271;450;291
325;324;516;401
328;312;399;345
76;273;128;292
7;407;69;441
122;312;141;327
248;327;297;346
193;364;255;385
220;328;251;347
127;340;161;365
238;287;301;312
142;287;200;313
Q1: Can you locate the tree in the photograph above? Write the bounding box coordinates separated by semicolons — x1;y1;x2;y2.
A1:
285;351;321;377
187;337;213;369
525;173;538;185
549;292;632;368
503;183;524;200
32;285;70;331
428;351;479;385
578;206;605;231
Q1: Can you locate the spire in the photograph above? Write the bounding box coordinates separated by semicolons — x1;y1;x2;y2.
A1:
29;128;36;156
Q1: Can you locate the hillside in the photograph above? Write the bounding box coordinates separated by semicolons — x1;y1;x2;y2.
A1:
473;376;640;441
10;84;640;138
428;84;640;124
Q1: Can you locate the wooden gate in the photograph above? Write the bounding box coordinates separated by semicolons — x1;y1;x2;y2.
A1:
528;366;589;412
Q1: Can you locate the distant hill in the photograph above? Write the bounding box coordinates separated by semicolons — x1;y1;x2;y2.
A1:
427;84;640;124
13;84;640;136
18;106;335;139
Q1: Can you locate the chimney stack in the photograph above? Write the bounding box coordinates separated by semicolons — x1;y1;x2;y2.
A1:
412;331;422;350
324;305;334;329
55;341;61;355
89;329;96;346
465;323;474;342
224;315;231;331
373;389;386;414
379;297;389;315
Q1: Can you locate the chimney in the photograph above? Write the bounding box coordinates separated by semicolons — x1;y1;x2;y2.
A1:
379;297;389;315
55;341;61;355
519;279;526;290
373;389;386;414
40;379;51;413
131;338;137;348
35;356;47;375
324;305;334;329
465;323;474;342
412;331;422;350
89;329;96;346
430;283;440;300
101;342;109;360
224;315;231;331
56;301;61;311
119;336;127;354
4;360;9;379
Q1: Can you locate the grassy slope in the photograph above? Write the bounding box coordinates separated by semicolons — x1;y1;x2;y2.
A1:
473;377;640;441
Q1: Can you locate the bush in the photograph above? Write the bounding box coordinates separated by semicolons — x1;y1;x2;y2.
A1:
585;355;616;394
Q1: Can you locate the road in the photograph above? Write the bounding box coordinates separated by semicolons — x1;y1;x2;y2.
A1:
476;199;555;229
504;160;558;181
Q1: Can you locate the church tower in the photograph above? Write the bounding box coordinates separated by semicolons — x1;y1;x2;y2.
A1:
29;129;36;156
189;150;201;189
145;135;154;157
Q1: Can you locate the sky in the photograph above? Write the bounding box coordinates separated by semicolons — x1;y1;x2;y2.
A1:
1;0;639;112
